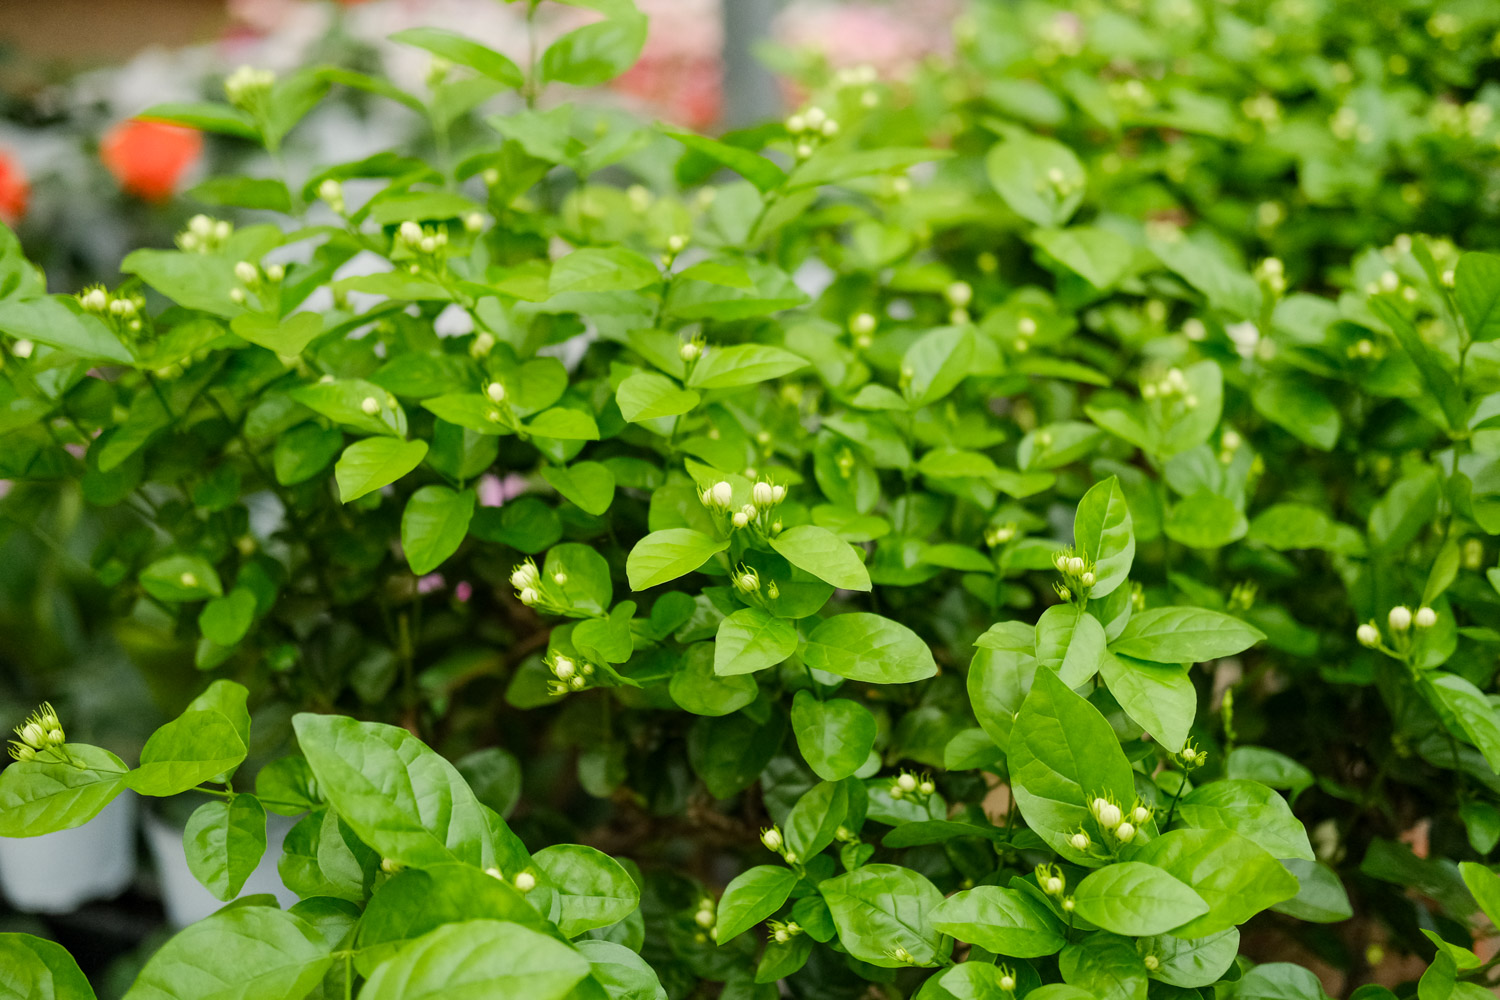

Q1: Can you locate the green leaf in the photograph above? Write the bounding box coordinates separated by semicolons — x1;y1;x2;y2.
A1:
784;780;850;860
1370;297;1465;432
1251;376;1340;451
715;866;798;942
390;28;524;88
667;132;786;193
0;297;134;363
1165;490;1248;550
1033;226;1134;289
1098;653;1195;752
802;612;937;684
1177;780;1315;861
539;5;648;87
401;485;475;575
533;844;640;937
122;907;332;1000
787;147;953;190
627;529;729;590
1073;476;1135;598
1144;928;1240;988
1429;673;1500;773
293;713;518;871
986;133;1086;227
1071;862;1209;937
127;709;247;797
0;744;129;837
669;643;757;716
274;423;344;486
197;589;257;647
141;554;223;602
617;372;700;421
577;940;664;1000
687;344;809;389
1272;860;1353;923
1034;605;1107;687
715;608;798;676
1369;467;1441;555
1110;607;1264;664
903;326;976;407
1459;861;1500;927
1009;668;1136;864
188;176;292;212
183;794;267;902
0;933;97;999
1247;504;1365;555
1133;828;1299;938
334;437;428;502
819;865;949;967
230;312;324;356
1233;963;1330;1000
769;525;871;591
930;886;1066;957
791;690;878;781
550;248;660;295
136;101;258;139
358;920;589;1000
1456;252;1500;342
526;407;600;441
541;462;616;516
1059;932;1148;1000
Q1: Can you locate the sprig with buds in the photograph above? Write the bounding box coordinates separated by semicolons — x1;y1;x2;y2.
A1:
1052;546;1097;603
1140;366;1199;412
785;105;841;161
699;478;785;540
78;284;146;341
760;826;799;867
765;918;803;945
177;214;233;254
1357;604;1439;675
511;558;577;617
889;769;935;801
228;259;286;310
544;651;595;697
483;865;535;892
224;66;275;114
944;281;973;326
9;703;74;765
395;220;450;273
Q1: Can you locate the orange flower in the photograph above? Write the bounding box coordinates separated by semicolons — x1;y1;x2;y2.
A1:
0;150;27;226
100;120;203;203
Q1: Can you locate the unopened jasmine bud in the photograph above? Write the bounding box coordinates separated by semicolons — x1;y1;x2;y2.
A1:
711;481;733;506
897;772;918;793
891;946;913;964
380;857;405;874
568;674;585;690
487;382;506;403
761;827;783;852
553;656;576;680
1132;806;1151;825
821;118;839;137
786;113;806;134
1045;876;1063;894
667;234;688;254
1069;832;1090;851
1068;556;1086;574
919;779;935;796
679;340;701;362
1081;572;1096;587
514;871;536;892
999;971;1016;991
229;288;246;305
1415;606;1437;628
265;264;285;282
804;106;827;129
399;221;423;245
1389;605;1412;631
419;236;438;254
732;511;749;528
552;570;567;585
773;927;790;943
694;908;714;928
1143;955;1159;971
796;142;814;159
850;312;877;336
753;482;776;507
1115;822;1136;843
1357;623;1379;646
1093;799;1122;829
471;332;495;357
234;261;258;284
361;396;380;415
946;281;973;307
738;569;759;591
519;587;539;605
1061;897;1075;912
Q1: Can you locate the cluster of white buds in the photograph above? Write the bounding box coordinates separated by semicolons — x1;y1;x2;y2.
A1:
397;220;450;262
945;281;973;325
833;63;881;107
78;286;146;334
849;312;877;349
760;826;798;864
177;214;233;254
8;703;66;762
785;106;840;159
229;259;286;307
1051;546;1097;600
1254;257;1286;295
766;918;803;944
661;233;689;268
545;652;593;696
1177;742;1208;770
224;65;276;109
511;559;551;610
1035;863;1066;897
889;770;935;800
1141;366;1198;409
693;896;716;931
1358;605;1438;657
984;522;1018;548
1091;795;1152;846
317;179;346;215
483;866;536;891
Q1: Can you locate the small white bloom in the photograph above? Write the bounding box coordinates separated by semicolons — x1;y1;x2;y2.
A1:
464;213;485;233
1356;623;1380;647
361;397;381;415
919;780;935;796
897;772;918;793
946;281;973;307
229;288;247;305
679;341;701;361
999;973;1016;991
234;261;258;284
761;828;783;852
553;656;576;680
514;872;536;892
1132;806;1151;825
1415;606;1437;628
1018;317;1037;336
1069;832;1090;852
732;512;749;528
1115;822;1136;843
1080;572;1096;587
667;234;688;254
1045;876;1063;895
850;312;877;336
12;339;34;359
487;382;507;403
711;481;734;506
519;587;539;605
804;106;827;129
694;908;715;928
265;264;285;282
1388;605;1413;631
753;482;776;507
786;114;806;134
399;221;423;245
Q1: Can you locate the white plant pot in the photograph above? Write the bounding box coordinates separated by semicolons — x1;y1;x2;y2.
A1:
0;792;137;913
144;810;299;928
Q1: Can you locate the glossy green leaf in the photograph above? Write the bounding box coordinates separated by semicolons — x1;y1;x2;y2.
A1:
791;691;878;781
802;612;936;684
400;485;475;575
334;438;428;502
714;608;798;676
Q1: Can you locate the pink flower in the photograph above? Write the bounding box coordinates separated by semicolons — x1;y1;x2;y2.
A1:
416;573;446;595
454;581;473;602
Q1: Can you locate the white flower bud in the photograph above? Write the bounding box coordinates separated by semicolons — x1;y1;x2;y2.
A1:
553;656;576;680
667;234;688;254
81;288;107;312
753;482;776;507
946;281;973;307
821;118;840;137
12;338;34;359
805;107;827;129
361;397;380;415
1045;876;1063;895
711;481;733;506
1132;806;1151;825
487;382;506;403
519;587;539;605
1018;317;1037;336
234;261;258;284
399;221;423;245
1080;572;1096;587
1388;605;1412;631
796;142;814;159
1069;832;1090;851
419;236;438;254
1068;556;1086;574
694;908;714;928
773;927;790;943
229;288;246;305
1115;822;1136;843
464;213;485;233
761;828;783;852
514;872;536;892
1415;606;1437;628
1062;897;1075;912
214;221;232;242
732;512;749;528
1094;799;1122;829
999;973;1016;991
897;773;918;792
919;780;935;796
189;214;214;237
568;674;586;690
850;312;877;336
1357;623;1380;646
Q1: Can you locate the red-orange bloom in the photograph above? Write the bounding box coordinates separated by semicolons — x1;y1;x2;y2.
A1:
0;150;28;226
100;120;203;203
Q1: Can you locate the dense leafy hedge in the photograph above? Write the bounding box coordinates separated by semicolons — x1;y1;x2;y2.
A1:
5;0;1500;997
